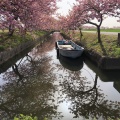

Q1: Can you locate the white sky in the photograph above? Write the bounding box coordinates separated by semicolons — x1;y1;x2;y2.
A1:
56;0;120;28
56;0;75;16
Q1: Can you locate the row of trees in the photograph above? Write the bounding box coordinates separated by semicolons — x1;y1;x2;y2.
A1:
0;0;58;36
59;0;120;42
0;0;120;41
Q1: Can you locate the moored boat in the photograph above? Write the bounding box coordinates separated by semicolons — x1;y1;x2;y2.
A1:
56;40;84;58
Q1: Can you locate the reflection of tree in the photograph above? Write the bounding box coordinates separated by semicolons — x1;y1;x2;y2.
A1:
57;66;120;120
84;57;120;95
30;35;55;57
0;55;61;120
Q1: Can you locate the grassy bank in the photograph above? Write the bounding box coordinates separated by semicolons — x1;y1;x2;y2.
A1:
0;30;47;52
83;29;120;32
72;31;120;57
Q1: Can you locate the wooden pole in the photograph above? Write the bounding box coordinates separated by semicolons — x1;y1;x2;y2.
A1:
118;33;120;45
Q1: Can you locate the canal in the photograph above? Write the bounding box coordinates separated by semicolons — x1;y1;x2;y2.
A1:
0;32;120;120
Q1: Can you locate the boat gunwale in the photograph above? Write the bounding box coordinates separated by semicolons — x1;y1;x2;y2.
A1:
56;40;84;51
58;47;83;51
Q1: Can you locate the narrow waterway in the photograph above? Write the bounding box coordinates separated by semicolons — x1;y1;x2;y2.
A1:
0;32;120;120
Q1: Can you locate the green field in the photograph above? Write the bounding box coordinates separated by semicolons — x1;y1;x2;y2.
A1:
83;29;120;32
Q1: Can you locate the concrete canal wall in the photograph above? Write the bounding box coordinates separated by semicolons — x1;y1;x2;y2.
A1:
84;49;120;70
0;40;36;65
0;32;52;65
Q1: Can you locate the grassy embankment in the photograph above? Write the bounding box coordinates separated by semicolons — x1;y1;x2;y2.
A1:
0;30;47;52
71;30;120;57
83;29;120;32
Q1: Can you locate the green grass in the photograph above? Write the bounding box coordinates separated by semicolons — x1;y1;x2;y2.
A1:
72;31;120;57
83;29;120;32
0;32;33;52
101;29;120;32
33;30;47;36
0;30;47;52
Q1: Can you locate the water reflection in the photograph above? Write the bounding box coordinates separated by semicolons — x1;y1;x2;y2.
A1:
84;58;120;93
0;32;120;120
0;56;62;119
0;34;65;119
0;47;33;74
58;55;84;71
59;73;120;119
54;50;120;119
114;81;120;93
55;63;120;119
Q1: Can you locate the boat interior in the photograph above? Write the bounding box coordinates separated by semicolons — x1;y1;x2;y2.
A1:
58;40;81;50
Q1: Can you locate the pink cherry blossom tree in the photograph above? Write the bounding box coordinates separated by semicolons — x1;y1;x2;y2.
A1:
35;14;59;31
0;0;57;36
66;0;120;42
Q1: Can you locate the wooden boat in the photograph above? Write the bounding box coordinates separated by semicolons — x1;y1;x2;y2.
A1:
56;40;84;58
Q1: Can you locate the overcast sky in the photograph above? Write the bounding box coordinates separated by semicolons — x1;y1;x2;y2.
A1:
56;0;120;28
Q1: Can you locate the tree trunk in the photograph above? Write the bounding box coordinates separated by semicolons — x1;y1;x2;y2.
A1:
8;24;14;36
118;33;120;45
97;26;101;43
8;15;19;36
87;20;102;43
23;28;27;36
79;28;83;41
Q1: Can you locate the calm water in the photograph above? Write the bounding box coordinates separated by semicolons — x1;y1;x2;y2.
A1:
0;32;120;120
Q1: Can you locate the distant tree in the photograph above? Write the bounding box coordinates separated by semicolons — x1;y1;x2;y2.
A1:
36;14;59;31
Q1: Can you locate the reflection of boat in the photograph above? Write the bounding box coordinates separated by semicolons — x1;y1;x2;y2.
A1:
59;54;84;71
56;40;84;58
